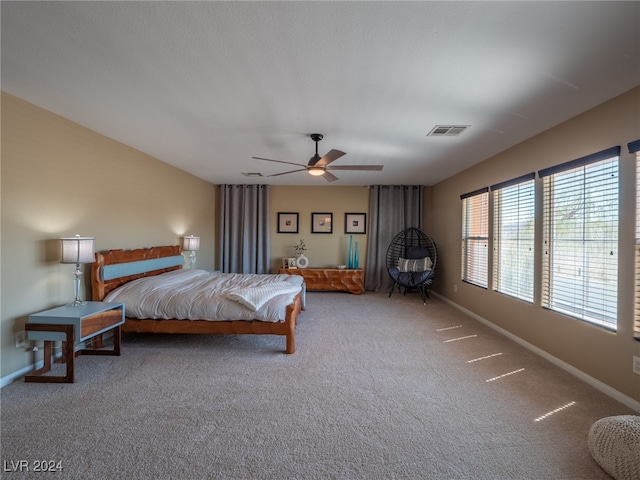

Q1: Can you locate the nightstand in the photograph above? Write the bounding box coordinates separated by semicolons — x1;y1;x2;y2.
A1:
25;301;124;383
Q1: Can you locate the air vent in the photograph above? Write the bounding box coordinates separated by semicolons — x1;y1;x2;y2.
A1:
427;125;470;137
242;172;263;177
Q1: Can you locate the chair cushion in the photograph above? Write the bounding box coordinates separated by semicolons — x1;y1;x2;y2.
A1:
389;268;433;287
405;245;430;259
398;256;433;272
588;415;640;480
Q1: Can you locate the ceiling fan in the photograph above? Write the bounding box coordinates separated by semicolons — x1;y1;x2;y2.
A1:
252;133;383;182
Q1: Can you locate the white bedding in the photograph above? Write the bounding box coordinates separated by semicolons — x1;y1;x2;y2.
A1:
104;269;304;323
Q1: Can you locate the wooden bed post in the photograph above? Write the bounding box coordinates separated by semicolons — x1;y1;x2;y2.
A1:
286;317;296;354
284;292;303;354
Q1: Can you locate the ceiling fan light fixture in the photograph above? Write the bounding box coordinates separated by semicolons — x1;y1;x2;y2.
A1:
308;166;325;176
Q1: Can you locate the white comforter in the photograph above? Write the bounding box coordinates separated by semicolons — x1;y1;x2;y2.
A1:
104;269;304;323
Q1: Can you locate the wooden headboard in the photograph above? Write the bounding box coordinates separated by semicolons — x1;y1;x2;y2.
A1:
91;245;183;301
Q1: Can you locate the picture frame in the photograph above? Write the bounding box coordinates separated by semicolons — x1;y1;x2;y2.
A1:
277;212;299;234
311;212;333;234
345;212;366;234
282;257;298;269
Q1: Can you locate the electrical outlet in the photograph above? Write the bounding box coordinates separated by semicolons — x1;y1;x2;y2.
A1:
633;356;640;376
15;331;26;348
453;284;458;293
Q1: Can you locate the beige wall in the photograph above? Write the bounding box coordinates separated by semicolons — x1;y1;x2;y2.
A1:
269;186;370;272
1;93;217;379
431;86;640;404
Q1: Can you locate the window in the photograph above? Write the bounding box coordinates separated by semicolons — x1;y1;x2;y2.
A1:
540;147;620;330
461;188;489;288
491;173;535;302
631;139;640;340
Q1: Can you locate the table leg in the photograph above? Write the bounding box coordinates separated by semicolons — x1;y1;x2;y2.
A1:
80;326;121;356
24;324;75;383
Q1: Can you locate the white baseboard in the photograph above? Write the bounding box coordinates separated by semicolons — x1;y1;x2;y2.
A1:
433;292;640;413
1;362;40;388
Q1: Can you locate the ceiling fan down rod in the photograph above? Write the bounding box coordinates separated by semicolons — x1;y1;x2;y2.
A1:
309;133;323;165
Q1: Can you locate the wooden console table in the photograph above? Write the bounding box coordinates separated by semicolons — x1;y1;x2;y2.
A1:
279;268;363;295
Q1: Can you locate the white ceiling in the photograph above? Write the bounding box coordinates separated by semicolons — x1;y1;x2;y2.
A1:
2;1;639;186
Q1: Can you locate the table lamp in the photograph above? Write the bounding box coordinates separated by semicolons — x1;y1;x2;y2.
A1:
60;234;95;307
183;235;200;269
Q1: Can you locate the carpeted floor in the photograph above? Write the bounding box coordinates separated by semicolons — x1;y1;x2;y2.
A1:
0;292;634;479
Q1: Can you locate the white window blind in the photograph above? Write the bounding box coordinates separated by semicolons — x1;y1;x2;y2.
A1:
491;173;535;302
630;139;640;340
540;147;620;330
461;188;489;288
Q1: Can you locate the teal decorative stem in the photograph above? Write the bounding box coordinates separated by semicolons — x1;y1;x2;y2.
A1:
348;235;353;269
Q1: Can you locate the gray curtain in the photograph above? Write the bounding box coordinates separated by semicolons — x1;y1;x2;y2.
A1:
365;185;423;292
217;185;270;274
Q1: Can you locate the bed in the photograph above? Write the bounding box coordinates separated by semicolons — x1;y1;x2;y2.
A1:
90;245;304;354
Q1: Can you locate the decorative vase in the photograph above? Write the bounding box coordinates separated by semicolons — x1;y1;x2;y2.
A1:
354;242;359;269
348;235;353;269
296;254;309;268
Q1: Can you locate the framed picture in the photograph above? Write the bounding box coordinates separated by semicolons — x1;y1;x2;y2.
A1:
311;212;333;234
282;257;298;269
277;212;299;233
345;213;366;234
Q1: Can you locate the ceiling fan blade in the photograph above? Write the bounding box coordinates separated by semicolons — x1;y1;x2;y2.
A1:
252;157;306;168
322;171;339;182
267;168;307;177
326;165;384;171
316;149;346;167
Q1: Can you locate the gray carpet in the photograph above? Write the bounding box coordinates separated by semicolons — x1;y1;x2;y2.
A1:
1;292;634;479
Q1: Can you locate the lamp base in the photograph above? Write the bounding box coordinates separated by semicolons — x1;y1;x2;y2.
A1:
69;268;87;307
67;300;87;308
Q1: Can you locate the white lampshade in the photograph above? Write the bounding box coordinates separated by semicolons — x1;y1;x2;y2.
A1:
60;235;95;264
183;235;200;252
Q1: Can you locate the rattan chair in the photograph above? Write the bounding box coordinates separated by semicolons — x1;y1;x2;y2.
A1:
386;227;437;304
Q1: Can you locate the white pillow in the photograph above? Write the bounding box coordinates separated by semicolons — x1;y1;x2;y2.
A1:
397;257;432;272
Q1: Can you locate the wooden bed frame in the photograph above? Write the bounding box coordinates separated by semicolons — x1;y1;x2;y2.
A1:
91;245;303;354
